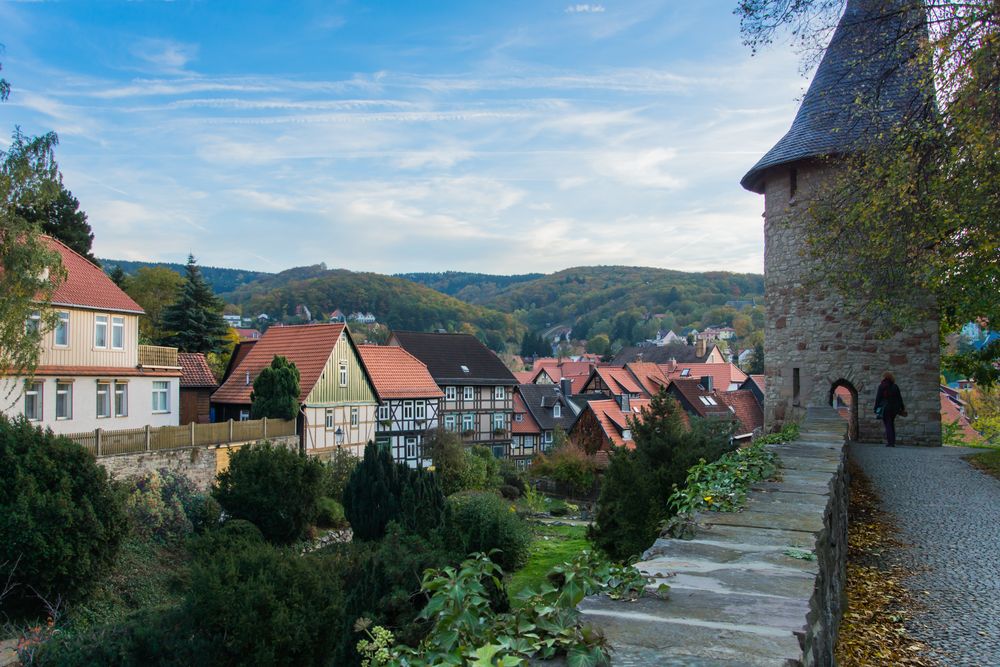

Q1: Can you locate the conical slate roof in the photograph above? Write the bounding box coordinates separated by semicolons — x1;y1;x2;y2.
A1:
741;0;930;193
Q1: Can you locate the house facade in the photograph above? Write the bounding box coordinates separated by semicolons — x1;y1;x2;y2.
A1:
212;323;378;457
358;344;443;468
0;236;182;434
178;352;217;424
390;331;516;458
510;384;577;468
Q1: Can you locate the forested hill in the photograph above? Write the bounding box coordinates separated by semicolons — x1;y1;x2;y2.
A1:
102;259;270;295
466;266;764;342
225;266;525;350
396;271;544;301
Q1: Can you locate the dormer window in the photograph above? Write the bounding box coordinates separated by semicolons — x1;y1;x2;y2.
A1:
553;403;561;418
460;365;470;374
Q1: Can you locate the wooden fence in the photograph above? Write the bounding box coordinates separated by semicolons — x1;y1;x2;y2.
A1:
64;418;297;457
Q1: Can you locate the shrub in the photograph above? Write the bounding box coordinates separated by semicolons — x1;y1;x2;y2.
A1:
445;492;531;573
316;497;347;529
499;484;521;500
212;442;324;545
125;469;193;541
427;430;502;495
548;499;570;517
498;459;526;497
344;442;446;541
530;444;597;496
323;448;359;503
0;415;127;609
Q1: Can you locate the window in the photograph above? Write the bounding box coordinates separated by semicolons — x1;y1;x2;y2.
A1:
403;401;414;420
24;382;42;421
111;316;125;349
445;386;456;401
622;428;632;441
405;437;418;459
415;400;426;420
544;430;553;444
515;413;524;423
56;382;72;420
152;381;169;413
239;409;250;422
494;386;505;401
339;362;348;387
553;403;561;418
793;368;801;406
491;445;506;459
95;315;108;348
114;382;128;417
26;310;41;335
444;414;456;431
96;382;111;418
493;413;505;432
377;404;390;421
350;407;359;427
326;409;335;428
462;413;474;433
680;368;690;377
789;167;798;199
54;312;70;346
698;396;718;406
463;386;474;401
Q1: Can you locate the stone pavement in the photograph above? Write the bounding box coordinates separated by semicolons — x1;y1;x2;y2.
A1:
579;408;849;666
850;442;1000;666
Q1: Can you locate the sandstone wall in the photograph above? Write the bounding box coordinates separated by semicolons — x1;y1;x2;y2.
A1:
763;162;941;446
97;435;300;490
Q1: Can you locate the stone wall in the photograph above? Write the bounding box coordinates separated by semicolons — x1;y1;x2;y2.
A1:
579;408;849;666
97;435;300;490
763;162;941;447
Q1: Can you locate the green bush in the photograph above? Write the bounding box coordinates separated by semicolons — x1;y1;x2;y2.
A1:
445;492;531;573
547;499;570;517
316;497;347;529
529;444;597;496
212;442;324;545
124;469;193;542
427;430;502;495
323;448;359;503
0;415;127;609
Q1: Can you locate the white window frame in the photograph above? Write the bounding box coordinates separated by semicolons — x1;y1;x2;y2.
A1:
350;406;359;427
26;310;41;335
553;403;561;418
239;409;250;422
445;386;456;401
463;386;474;401
111;316;125;350
326;409;335;429
96;382;111;418
515;413;524;423
444;414;456;431
403;400;414;420
462;413;474;433
339;361;348;387
415;400;426;420
494;385;505;401
405;436;418;459
152;381;170;413
544;430;554;444
377;404;390;421
24;381;42;421
94;315;108;349
114;382;128;417
56;382;72;420
493;413;505;432
54;312;70;347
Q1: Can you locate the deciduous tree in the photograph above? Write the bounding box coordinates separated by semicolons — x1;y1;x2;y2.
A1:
122;265;184;343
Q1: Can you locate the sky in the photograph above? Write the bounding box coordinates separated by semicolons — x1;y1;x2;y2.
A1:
0;0;810;276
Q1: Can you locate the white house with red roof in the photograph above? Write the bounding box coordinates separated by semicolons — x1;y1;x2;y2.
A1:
1;237;182;433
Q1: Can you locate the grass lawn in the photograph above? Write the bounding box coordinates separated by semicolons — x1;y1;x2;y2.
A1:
508;523;590;605
967;449;1000;481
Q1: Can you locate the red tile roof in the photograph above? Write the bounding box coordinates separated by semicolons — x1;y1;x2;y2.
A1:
357;345;443;400
513;371;535;384
940;393;980;444
667;379;734;418
234;328;261;340
749;375;765;393
45;236;144;313
512;391;541;435
178;352;218;388
624;362;670;396
662;362;748;392
588;398;650;449
590;367;645;396
212;323;346;405
718;390;764;435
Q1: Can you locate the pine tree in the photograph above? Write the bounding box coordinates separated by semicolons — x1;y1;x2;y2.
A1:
159;255;229;353
250;355;300;420
108;265;127;288
17;184;97;265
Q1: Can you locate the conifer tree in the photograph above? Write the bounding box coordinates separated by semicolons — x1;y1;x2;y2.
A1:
17;184;97;265
160;254;229;353
250;355;300;420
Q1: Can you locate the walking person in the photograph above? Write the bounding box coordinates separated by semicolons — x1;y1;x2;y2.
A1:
874;372;906;447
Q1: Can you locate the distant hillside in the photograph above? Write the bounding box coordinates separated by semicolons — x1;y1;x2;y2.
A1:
225;266;525;351
467;266;765;344
102;259;270;295
397;271;544;301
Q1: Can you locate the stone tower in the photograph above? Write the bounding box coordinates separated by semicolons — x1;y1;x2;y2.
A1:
740;0;941;445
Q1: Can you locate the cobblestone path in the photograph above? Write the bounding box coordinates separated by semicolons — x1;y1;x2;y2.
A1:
850;443;1000;666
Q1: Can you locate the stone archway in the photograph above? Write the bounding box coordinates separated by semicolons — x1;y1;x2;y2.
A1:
829;379;859;441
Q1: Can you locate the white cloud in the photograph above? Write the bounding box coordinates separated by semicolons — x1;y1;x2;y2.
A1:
593;147;684;190
565;4;606;14
132;39;199;74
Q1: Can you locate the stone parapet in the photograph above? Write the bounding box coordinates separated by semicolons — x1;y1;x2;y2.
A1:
579;408;848;666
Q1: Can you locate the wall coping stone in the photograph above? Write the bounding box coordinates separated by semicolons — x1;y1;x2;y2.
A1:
579;407;848;666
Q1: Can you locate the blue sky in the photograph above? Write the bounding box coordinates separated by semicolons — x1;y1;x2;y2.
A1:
0;0;807;275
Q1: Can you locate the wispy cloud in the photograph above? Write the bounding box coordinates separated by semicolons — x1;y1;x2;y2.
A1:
132;39;199;74
565;4;606;14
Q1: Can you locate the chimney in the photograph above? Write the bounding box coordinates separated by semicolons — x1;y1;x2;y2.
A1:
618;394;630;412
695;339;706;358
667;358;677;373
560;378;573;397
700;376;713;393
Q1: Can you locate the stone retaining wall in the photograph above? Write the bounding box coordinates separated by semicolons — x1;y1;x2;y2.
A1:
579;408;848;666
97;435;300;490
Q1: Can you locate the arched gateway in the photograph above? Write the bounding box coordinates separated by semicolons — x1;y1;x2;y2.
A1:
739;0;941;446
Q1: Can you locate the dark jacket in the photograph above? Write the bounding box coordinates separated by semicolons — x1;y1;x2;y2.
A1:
874;379;905;418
